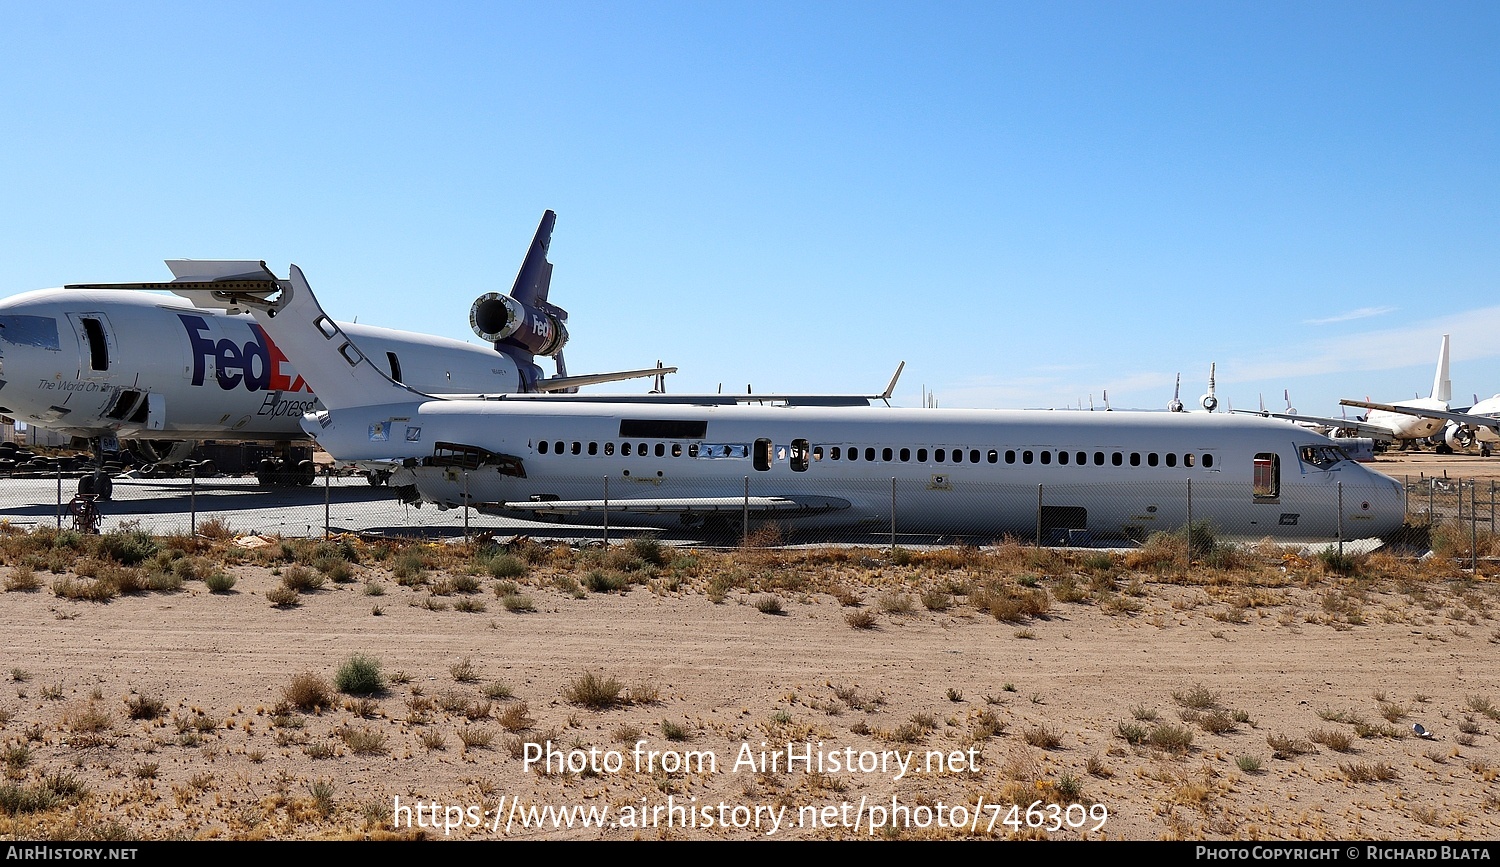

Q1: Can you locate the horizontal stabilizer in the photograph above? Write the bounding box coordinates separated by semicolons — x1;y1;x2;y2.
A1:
534;365;680;392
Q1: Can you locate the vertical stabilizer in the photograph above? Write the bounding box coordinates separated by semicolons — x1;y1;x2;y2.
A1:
1432;334;1451;403
510;210;557;309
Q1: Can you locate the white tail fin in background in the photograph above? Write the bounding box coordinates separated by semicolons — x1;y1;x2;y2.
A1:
1432;333;1451;403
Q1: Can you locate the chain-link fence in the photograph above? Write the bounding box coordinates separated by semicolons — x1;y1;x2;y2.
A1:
2;466;1472;557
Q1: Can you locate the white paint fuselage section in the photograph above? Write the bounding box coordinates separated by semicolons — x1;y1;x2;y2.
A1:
308;399;1407;541
0;289;522;440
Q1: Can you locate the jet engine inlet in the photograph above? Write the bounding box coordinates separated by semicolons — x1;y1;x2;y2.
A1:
469;292;567;357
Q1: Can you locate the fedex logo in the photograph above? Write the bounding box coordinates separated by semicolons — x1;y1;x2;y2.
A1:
178;314;311;393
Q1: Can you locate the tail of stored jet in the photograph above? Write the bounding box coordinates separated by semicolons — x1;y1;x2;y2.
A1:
1432;334;1451;403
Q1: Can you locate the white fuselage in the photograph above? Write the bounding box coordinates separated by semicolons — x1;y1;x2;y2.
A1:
0;289;522;441
1367;397;1448;442
310;398;1408;542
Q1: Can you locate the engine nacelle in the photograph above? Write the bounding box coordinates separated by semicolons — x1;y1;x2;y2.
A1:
1444;420;1475;452
469;292;568;358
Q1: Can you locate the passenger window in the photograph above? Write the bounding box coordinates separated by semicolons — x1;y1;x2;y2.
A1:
754;438;773;472
622;443;632;456
882;447;893;462
831;447;841;460
1203;454;1215;468
1023;450;1033;464
900;448;910;462
1165;453;1176;467
1058;451;1069;465
953;450;963;464
1040;451;1051;465
1184;453;1194;467
1094;452;1104;465
588;442;598;456
605;442;615;456
848;448;858;462
688;443;699;457
1112;452;1122;466
1006;450;1016;464
970;450;980;463
1130;453;1141;467
655;443;665;457
554;441;563;454
1253;453;1279;500
813;446;823;461
865;447;875;461
672;443;682;457
1076;451;1086;465
1147;453;1158;467
538;441;549;454
791;439;810;472
936;449;945;462
572;442;581;455
918;448;928;462
988;450;998;463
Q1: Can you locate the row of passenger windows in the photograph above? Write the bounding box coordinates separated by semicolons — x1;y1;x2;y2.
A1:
534;439;1215;470
820;445;1213;468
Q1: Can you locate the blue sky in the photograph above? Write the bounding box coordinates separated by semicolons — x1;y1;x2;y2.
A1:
1;2;1495;414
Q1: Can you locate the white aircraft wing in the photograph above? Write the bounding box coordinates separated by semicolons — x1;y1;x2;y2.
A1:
1340;399;1500;436
478;495;851;518
1233;409;1396;440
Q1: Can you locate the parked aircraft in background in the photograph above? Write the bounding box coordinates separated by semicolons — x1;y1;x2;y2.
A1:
126;259;1408;544
1341;393;1500;457
0;212;673;496
1167;363;1220;414
1238;335;1454;452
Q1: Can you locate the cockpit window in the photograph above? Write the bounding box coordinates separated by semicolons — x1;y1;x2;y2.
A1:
1299;445;1348;469
0;316;60;350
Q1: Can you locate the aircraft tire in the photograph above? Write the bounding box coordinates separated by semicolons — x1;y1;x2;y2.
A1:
297;460;316;486
96;475;112;501
78;475;94;497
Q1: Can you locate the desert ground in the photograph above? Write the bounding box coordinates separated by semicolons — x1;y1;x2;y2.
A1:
0;451;1498;841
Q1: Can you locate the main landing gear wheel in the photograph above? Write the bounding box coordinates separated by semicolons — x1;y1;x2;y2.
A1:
256;458;318;487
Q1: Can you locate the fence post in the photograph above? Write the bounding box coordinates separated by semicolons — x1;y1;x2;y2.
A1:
323;467;331;540
603;475;609;547
1035;484;1043;547
742;476;749;543
1491;481;1495;536
1404;474;1409;521
890;477;897;550
1472;480;1478;574
190;465;197;537
55;466;62;529
463;470;470;542
1429;480;1434;527
1185;479;1193;570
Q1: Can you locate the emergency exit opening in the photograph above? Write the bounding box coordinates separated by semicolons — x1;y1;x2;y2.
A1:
81;318;108;371
754;438;773;471
1253;453;1280;502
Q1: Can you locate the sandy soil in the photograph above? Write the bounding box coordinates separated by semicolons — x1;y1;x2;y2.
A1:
0;452;1497;842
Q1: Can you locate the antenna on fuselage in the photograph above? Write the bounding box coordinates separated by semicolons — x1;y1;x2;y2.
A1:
1169;374;1185;412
